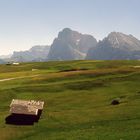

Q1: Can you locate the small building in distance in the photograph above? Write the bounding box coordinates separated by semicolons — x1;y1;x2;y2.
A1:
10;99;44;116
6;62;20;66
12;62;20;65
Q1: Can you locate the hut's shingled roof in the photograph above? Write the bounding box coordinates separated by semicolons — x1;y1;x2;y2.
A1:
10;99;44;115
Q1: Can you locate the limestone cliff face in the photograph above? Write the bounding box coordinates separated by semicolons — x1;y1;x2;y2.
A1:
9;30;140;62
86;32;140;60
11;45;50;62
48;28;97;60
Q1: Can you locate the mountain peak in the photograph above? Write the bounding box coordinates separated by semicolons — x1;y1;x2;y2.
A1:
48;28;97;60
108;32;125;39
62;28;72;32
105;32;122;47
58;28;78;41
86;31;140;60
105;32;140;51
109;31;122;35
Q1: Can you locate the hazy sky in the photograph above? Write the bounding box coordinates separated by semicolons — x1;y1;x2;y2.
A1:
0;0;140;55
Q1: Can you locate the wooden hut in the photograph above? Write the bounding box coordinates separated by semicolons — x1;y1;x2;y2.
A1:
10;99;44;116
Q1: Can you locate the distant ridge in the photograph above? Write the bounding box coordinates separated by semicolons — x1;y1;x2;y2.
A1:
2;28;140;62
11;45;50;62
86;32;140;60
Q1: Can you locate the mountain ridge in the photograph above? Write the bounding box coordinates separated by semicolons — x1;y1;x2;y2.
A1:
1;28;140;62
86;32;140;60
11;45;50;62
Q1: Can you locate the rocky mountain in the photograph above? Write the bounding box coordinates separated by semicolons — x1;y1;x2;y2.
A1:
3;29;140;62
48;28;97;60
86;32;140;60
11;45;50;62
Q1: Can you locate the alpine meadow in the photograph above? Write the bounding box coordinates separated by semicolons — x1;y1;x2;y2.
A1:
0;60;140;140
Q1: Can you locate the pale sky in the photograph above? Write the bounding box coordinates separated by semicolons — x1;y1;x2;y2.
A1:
0;0;140;55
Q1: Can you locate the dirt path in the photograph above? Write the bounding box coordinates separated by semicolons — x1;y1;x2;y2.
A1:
0;75;40;82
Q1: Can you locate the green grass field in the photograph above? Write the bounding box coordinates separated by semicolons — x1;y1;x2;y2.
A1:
0;60;140;140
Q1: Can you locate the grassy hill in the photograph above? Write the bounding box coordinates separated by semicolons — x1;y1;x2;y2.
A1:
0;60;140;140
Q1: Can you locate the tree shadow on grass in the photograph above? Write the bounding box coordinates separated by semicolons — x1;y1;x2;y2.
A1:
5;110;42;125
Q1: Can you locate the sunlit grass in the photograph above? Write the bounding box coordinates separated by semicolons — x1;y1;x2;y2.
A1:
0;60;140;140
